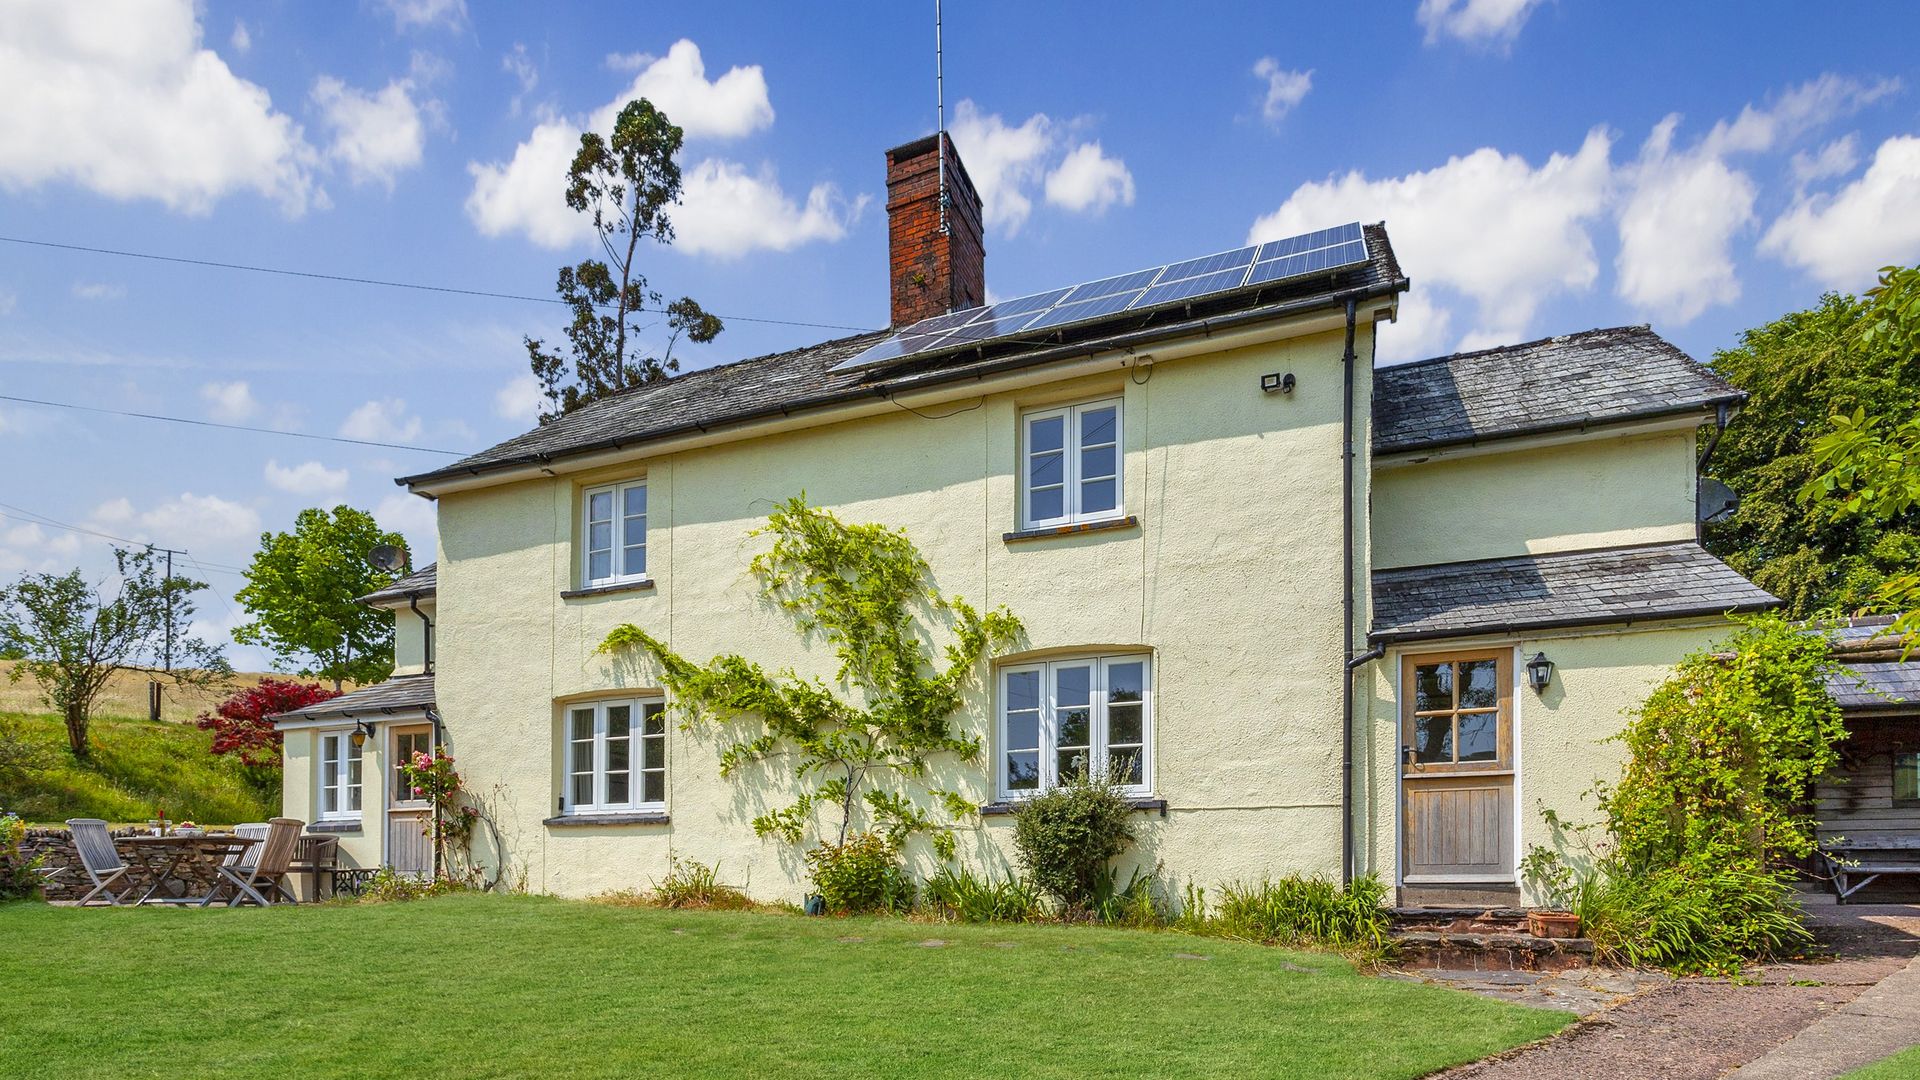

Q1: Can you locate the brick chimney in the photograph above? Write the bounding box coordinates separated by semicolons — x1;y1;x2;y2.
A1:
885;132;985;327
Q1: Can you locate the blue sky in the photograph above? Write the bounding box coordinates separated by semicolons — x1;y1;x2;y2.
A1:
2;0;1918;668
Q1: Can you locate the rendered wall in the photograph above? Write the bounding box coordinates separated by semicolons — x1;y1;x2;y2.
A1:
435;325;1371;900
388;599;434;677
1370;430;1699;569
279;726;386;872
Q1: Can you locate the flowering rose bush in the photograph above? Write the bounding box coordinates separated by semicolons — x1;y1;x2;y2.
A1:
398;749;479;872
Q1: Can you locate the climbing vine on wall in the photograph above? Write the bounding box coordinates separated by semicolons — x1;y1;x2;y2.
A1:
598;495;1022;860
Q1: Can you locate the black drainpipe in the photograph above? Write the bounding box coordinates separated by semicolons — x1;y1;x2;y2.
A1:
1339;297;1359;887
408;593;434;674
1695;402;1733;544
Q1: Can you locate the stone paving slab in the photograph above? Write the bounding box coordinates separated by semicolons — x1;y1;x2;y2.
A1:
1729;951;1920;1079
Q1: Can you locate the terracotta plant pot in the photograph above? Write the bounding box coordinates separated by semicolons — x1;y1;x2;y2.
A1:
1528;910;1582;938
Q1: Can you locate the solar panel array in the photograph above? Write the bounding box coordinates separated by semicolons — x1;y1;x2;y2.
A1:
834;221;1369;372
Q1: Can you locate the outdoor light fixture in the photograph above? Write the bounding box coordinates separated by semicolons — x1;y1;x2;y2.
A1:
350;720;375;749
1526;652;1555;694
1261;372;1296;395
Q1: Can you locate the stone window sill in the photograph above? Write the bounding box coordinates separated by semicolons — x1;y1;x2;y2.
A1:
1002;516;1140;544
308;820;364;834
560;579;656;600
979;797;1167;817
543;812;671;827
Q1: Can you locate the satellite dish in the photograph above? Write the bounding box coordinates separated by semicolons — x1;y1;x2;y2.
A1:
1697;477;1739;524
368;544;409;573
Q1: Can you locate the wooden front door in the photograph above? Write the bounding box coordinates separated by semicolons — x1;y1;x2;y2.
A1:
1401;651;1515;882
386;724;434;878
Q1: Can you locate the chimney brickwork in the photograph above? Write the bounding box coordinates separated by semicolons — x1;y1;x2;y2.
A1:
885;133;986;327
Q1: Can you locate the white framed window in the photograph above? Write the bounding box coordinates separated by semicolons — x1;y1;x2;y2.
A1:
999;654;1151;798
582;479;648;587
1021;398;1122;529
318;731;364;820
564;699;667;814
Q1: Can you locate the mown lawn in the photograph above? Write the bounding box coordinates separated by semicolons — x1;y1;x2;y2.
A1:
0;710;276;825
0;894;1567;1080
1843;1045;1920;1079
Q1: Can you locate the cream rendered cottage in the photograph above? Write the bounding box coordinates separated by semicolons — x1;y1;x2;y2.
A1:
278;134;1773;906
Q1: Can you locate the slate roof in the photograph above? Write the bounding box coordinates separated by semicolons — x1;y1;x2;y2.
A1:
1373;325;1744;456
356;563;436;606
1370;541;1778;643
400;225;1406;489
274;674;435;722
1823;616;1920;712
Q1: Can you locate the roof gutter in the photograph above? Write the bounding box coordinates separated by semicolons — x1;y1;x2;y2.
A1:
1376;396;1745;461
399;276;1410;493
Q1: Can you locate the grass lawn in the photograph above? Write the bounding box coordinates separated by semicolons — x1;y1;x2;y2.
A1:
1842;1045;1920;1079
0;710;277;825
0;894;1569;1080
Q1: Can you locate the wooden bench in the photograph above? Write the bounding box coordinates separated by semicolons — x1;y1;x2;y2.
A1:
1820;836;1920;902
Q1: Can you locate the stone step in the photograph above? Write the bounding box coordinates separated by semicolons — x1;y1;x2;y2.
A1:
1393;930;1594;972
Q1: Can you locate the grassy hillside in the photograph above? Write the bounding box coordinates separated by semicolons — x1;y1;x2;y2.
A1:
0;710;277;825
0;662;354;724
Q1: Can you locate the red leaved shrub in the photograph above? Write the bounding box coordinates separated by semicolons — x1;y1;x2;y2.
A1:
196;678;340;768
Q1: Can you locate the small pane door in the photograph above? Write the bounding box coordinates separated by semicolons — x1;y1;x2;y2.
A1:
1401;652;1515;881
387;724;434;878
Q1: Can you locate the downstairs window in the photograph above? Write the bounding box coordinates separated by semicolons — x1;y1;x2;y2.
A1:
999;654;1151;798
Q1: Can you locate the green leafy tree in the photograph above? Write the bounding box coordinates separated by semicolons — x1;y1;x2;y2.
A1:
1705;277;1920;618
0;547;229;760
526;99;724;423
598;496;1021;862
235;506;405;691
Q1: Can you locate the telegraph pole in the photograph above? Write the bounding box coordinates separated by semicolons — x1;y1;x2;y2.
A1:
149;545;185;722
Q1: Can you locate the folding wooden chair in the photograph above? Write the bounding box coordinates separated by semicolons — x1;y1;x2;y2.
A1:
65;819;132;907
199;823;270;907
216;818;302;906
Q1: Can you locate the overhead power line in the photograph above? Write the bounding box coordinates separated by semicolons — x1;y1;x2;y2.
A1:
0;393;467;456
0;502;249;578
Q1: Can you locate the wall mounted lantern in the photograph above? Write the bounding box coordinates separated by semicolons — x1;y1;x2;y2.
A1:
1525;652;1555;694
351;719;376;749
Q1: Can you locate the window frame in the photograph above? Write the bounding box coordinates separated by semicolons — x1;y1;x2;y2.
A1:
997;654;1152;800
1400;649;1513;775
317;730;364;822
1020;397;1123;530
1895;752;1920;808
561;697;668;816
580;478;649;588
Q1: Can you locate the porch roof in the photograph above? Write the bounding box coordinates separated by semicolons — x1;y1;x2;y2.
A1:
1370;541;1778;644
272;674;435;723
1825;616;1920;712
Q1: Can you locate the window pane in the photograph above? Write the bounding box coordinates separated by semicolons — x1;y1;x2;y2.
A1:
588;490;613;522
1057;748;1093;782
607;737;630;774
1107;749;1143;785
1006;751;1040;790
1413;715;1453;763
1056;665;1091;708
643;772;664;804
571;773;593;806
643;704;666;735
607;705;631;739
1030;450;1064;488
588;550;612;582
1006;670;1040;712
1457;712;1498;762
1413;664;1452;712
588;521;613;552
1080;443;1116;480
1006;710;1040;752
570;739;593;774
623;485;647;516
1056;664;1091;752
607;772;630;804
1030;486;1064;522
1080;477;1116;514
1080;406;1117;447
643;735;664;770
1109;704;1143;746
1897;754;1920;803
1109;662;1145;702
570;709;595;742
623;544;646;577
324;786;338;814
1458;660;1499;709
1029;415;1064;454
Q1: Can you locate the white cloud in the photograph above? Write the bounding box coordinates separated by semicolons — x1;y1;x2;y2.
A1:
503;43;538;114
199;380;258;422
673;160;864;258
601;40;773;140
1416;0;1545;45
263;459;349;497
948;100;1055;236
71;281;126;301
1792;135;1860;186
91;492;262;553
466;119;585;248
0;0;319;215
380;0;465;32
340;398;423;444
1252;58;1312;126
494;373;545;425
230;20;250;54
0;521;85;578
1374;290;1456;366
1044;142;1135;215
1763;135;1920;291
311;74;434;189
1249;128;1613;359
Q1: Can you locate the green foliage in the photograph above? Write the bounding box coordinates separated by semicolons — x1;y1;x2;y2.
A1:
1009;771;1136;910
920;864;1042;923
1705;280;1920;619
0;713;53;790
1210;874;1391;954
805;832;912;915
0;547;229;759
1573;862;1810;975
234;506;405;690
1086;865;1163;928
599;496;1021;855
648;856;755;910
0;809;42;900
526;99;723;421
352;866;472;904
1600;614;1846;871
0;710;276;825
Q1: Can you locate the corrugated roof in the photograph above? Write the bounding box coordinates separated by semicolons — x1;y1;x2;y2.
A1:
1371;541;1778;643
356;563;436;606
273;675;435;721
401;225;1406;489
1373;325;1743;456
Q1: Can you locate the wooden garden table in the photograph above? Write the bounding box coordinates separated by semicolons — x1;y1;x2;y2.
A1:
121;834;257;906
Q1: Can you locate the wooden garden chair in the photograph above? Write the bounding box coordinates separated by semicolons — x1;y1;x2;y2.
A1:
198;823;270;907
65;818;132;907
215;817;302;906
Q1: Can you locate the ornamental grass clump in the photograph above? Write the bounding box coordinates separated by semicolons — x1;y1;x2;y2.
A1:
1211;874;1391;954
649;856;754;910
921;865;1041;923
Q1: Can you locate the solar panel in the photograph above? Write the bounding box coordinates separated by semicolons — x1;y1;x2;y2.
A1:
833;220;1368;372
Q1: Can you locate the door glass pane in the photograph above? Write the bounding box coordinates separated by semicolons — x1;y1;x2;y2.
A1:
1458;660;1499;709
1006;751;1040;790
1413;664;1453;712
1457;712;1498;762
1413;715;1453;763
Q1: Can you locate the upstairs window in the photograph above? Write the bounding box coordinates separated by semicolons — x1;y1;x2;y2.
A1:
582;479;648;587
318;731;363;820
564;699;667;814
1022;398;1122;529
1000;654;1151;798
